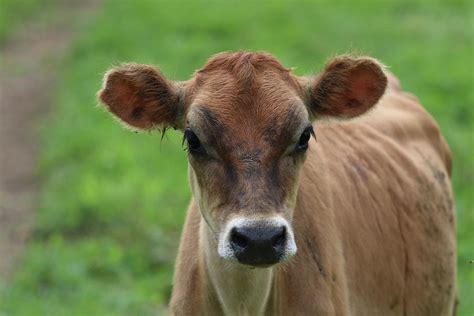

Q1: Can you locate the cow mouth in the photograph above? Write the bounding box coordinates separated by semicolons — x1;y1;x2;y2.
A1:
247;263;277;269
236;254;283;268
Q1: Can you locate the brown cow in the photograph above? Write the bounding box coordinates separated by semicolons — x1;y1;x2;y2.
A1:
98;52;456;315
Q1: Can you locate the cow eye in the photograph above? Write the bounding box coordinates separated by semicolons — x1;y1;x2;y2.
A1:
184;128;205;154
296;125;314;151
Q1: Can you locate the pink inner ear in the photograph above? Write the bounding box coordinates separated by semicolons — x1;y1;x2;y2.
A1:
309;57;387;119
99;64;180;130
348;69;380;107
100;74;153;128
113;79;140;117
103;77;152;129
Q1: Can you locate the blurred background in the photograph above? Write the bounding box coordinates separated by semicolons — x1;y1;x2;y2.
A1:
0;0;472;315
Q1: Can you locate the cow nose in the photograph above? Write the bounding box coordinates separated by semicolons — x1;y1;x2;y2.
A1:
230;225;286;266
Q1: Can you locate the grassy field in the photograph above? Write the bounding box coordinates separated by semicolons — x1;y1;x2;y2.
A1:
1;0;472;315
0;0;59;42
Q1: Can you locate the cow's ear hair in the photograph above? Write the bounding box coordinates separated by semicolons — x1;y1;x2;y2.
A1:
98;63;181;130
306;56;387;119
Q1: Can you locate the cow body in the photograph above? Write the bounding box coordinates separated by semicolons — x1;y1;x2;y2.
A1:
98;52;456;316
171;81;456;315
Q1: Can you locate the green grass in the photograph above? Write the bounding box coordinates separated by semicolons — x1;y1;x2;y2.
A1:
0;0;58;42
1;0;473;314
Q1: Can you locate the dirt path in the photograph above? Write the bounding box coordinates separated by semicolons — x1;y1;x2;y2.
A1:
0;0;101;278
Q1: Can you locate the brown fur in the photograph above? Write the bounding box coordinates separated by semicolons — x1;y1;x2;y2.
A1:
98;52;456;315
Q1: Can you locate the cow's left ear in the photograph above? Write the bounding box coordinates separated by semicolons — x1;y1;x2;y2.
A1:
98;63;182;131
306;56;387;119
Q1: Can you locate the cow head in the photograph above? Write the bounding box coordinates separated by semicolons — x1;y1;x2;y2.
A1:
98;52;387;267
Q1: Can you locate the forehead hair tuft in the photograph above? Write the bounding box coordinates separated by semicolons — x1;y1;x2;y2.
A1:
196;51;293;85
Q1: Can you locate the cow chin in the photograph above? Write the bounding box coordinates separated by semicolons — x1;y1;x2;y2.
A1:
218;216;297;267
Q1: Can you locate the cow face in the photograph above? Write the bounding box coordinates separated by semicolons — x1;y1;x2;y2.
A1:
98;52;387;267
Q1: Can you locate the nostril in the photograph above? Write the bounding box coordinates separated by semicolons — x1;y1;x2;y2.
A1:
231;228;248;251
272;226;286;249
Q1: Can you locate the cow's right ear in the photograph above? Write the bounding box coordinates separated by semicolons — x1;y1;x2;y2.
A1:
305;55;387;119
98;63;181;131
